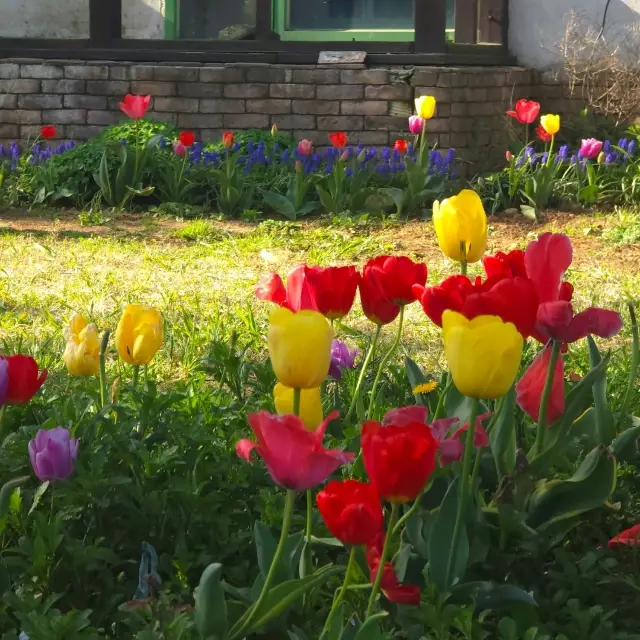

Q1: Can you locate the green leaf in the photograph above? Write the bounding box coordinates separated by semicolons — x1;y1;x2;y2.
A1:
520;204;538;221
428;477;468;591
354;613;388;639
610;418;640;461
490;386;517;479
404;356;429;401
315;184;336;213
194;563;228;640
527;445;616;530
318;603;344;640
296;201;321;216
0;476;30;521
261;190;297;219
452;581;537;611
587;336;615;444
380;187;407;215
28;481;50;515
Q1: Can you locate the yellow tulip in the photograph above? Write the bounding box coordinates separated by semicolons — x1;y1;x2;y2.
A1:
442;311;523;399
415;95;436;120
540;114;560;136
274;383;323;431
267;307;333;389
115;304;163;366
63;314;100;376
433;189;487;263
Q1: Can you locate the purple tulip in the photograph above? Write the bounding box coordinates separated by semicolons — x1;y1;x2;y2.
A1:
329;340;358;380
28;427;78;483
0;358;8;407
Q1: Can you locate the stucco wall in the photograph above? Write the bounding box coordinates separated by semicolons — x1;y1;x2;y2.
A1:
509;0;640;68
122;0;166;39
0;0;89;38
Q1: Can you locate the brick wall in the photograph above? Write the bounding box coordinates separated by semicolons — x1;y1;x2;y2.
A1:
0;59;534;170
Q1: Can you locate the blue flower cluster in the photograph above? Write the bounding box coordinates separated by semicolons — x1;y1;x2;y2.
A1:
516;138;637;169
0;140;75;172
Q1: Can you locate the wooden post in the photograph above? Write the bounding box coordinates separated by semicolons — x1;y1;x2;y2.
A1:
455;0;477;44
90;0;121;46
256;0;274;39
414;0;446;53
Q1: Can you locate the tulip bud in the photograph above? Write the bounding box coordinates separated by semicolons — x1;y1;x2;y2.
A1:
357;149;367;163
505;150;513;162
271;123;278;137
295;159;302;173
340;150;350;162
597;151;605;164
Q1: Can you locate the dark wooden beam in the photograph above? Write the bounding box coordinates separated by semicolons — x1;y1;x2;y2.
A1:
414;0;446;53
255;0;274;39
455;0;478;44
89;0;121;45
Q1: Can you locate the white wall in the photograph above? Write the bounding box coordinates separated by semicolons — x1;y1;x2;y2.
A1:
509;0;640;68
0;0;90;38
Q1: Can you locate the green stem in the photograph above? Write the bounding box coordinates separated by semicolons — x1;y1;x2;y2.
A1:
444;397;479;588
367;307;405;420
533;341;561;456
366;503;399;619
0;406;7;445
345;325;381;423
293;387;301;418
460;260;468;276
615;303;639;432
302;488;313;579
230;489;297;639
392;483;430;537
99;330;110;409
433;374;454;420
322;546;357;633
546;135;555;167
132;365;140;392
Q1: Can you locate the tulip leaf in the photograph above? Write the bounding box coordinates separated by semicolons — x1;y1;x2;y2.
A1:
527;445;616;530
0;476;30;521
318;603;344;640
194;563;228;640
354;612;388;640
446;386;489;427
427;477;468;592
610;417;640;461
28;481;50;516
451;581;537;611
587;337;615;445
254;522;302;586
490;386;517;480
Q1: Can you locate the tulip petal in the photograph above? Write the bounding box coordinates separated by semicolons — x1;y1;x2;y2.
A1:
382;406;428;427
255;273;288;308
236;439;259;463
525;233;573;304
536;300;574;341
285;265;317;312
564;307;623;343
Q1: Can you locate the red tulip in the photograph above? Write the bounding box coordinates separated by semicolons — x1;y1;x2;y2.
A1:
178;131;195;147
516;343;565;425
119;94;151;120
359;257;401;326
5;355;47;405
362;420;438;503
382;405;428;428
369;256;427;306
255;265;318;312
305;266;360;320
316;480;383;546
172;140;186;157
40;125;56;140
413;275;474;327
222;131;234;149
328;132;347;149
525;233;573;305
536;125;552;143
608;524;640;548
536;301;623;344
393;139;408;154
506;99;540;125
236;411;353;490
483;250;527;280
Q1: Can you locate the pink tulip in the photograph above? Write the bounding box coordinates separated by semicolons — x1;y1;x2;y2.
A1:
297;139;313;156
172;140;186;157
506;150;513;162
119;94;151;120
408;115;425;135
579;138;603;159
236;411;354;490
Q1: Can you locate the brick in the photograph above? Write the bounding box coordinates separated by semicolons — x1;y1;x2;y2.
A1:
130;66;155;81
0;63;19;79
246;99;291;114
0;95;17;109
148;112;178;124
87;81;131;95
0;124;19;138
341;69;388;85
223;114;269;128
270;84;315;99
292;69;340;84
291;129;332;145
247;67;287;83
41;79;86;94
426;118;450;133
224;84;269;98
177;83;222;98
317;115;363;130
178;114;223;128
450;133;469;146
292;100;339;115
200;129;225;142
272;115;315;129
20;64;63;79
436;73;452;88
351;131;390;145
364;84;412;100
439;134;451;147
110;67;130;81
66;125;104;140
154;97;199;113
64;94;107;109
0;110;41;124
200;99;245;113
154;66;200;82
411;70;438;87
317;85;363;100
65;65;109;80
131;81;176;96
341;101;387;116
364;116;408;130
450;102;468;116
18;94;62;109
43;109;86;124
19;125;45;139
423;87;451;103
450;117;472;132
87;110;125;125
449;74;468;88
200;67;245;83
0;79;40;93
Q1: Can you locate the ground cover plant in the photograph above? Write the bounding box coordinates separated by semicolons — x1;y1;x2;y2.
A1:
0;201;638;639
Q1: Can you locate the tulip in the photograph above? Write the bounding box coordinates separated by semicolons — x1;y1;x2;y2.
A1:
271;123;278;136
408;115;425;135
316;480;383;545
267;307;333;389
4;355;47;405
536;125;552;143
172;140;186;157
579;138;603;159
505;150;512;162
540;114;560;136
40;125;56;140
361;420;438;503
328;132;347;149
178;131;195;147
339;149;350;162
115;304;163;366
393;139;408;154
306;265;360;320
414;95;436;120
273;383;323;431
608;524;640;548
505;99;540;125
442;310;523;399
413;275;474;327
329;340;357;380
433;189;487;264
28;427;78;483
536;301;622;344
256;265;318;312
222;131;234;149
236;411;354;490
483;249;527;279
63;314;100;377
359;257;401;326
119;94;151;120
297;139;313;156
0;359;8;406
369;256;427;306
